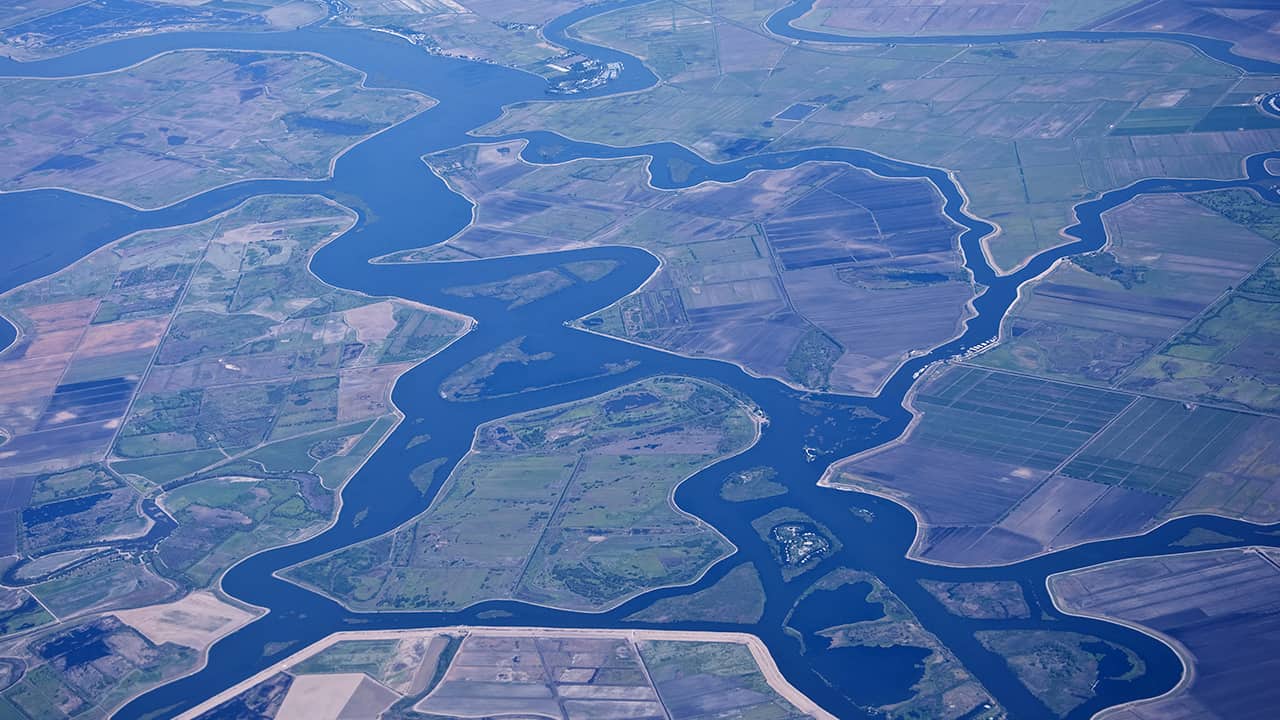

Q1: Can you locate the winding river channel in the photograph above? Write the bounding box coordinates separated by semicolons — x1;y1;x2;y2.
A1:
2;2;1280;718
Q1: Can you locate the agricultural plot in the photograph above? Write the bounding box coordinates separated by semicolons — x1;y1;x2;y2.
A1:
806;569;1002;720
836;188;1280;564
113;591;256;654
285;376;759;612
0;590;256;716
793;0;1135;36
27;551;177;619
1121;290;1280;413
1094;0;1280;64
484;0;1280;271
387;139;972;394
424;632;822;720
1051;547;1280;720
0;0;323;60
0;194;467;659
0;615;196;719
190;633;458;720
187;628;831;720
0;587;53;636
640;638;823;720
1;193;465;486
0;50;430;208
975;192;1280;390
1119;217;1280;414
831;365;1280;563
831;366;1135;563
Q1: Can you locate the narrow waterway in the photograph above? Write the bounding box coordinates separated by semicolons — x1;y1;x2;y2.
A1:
0;4;1277;718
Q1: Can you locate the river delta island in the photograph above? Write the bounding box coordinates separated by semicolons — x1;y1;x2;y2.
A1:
0;1;1278;720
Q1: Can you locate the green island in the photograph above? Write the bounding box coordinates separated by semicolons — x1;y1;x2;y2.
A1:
721;465;789;502
624;562;768;624
920;580;1031;620
441;260;618;308
831;188;1280;565
443;269;571;308
976;630;1144;718
752;507;840;581
0;50;430;208
438;336;554;401
285;375;761;611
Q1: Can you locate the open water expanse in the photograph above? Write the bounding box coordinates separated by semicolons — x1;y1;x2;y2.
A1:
2;3;1280;718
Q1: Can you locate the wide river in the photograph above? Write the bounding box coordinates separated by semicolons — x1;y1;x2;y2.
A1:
1;2;1279;718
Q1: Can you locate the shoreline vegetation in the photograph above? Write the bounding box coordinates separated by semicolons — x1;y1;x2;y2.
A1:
1;4;1277;719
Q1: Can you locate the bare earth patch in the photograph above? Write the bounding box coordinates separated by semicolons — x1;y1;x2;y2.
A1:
114;591;257;651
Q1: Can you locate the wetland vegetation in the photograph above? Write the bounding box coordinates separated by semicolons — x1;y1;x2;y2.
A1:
0;2;1278;719
285;376;759;611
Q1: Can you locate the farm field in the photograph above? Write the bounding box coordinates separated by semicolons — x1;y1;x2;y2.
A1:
1051;546;1280;720
385;139;972;394
1094;0;1280;64
482;0;1280;272
792;0;1135;36
181;627;833;720
0;50;430;208
284;376;760;612
0;195;465;581
0;615;196;718
0;591;252;720
975;189;1280;413
831;187;1280;564
828;365;1280;564
0;191;470;719
1118;196;1280;413
3;0;1279;716
25;552;177;620
0;0;323;60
